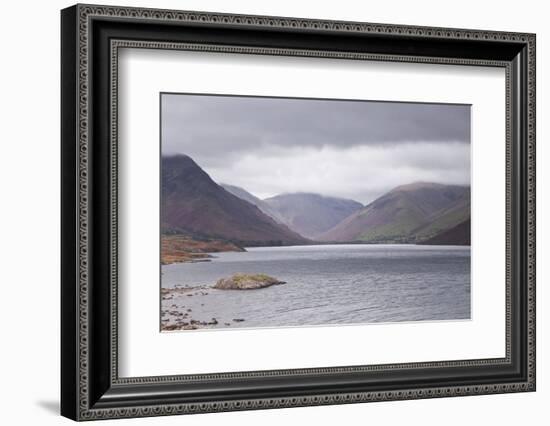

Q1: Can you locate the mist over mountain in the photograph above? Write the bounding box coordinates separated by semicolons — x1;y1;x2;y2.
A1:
220;184;286;225
263;193;363;239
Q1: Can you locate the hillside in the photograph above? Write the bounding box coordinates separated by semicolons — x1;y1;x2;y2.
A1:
413;190;470;240
161;155;308;246
263;193;363;239
220;184;286;225
419;218;471;245
319;182;470;244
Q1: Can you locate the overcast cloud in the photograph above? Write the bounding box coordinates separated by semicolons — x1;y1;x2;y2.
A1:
161;93;470;204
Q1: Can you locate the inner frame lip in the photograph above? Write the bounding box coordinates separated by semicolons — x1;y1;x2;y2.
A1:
109;38;512;386
157;90;473;334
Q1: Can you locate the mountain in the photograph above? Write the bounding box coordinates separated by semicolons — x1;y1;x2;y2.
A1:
318;182;470;243
161;155;308;246
220;184;286;225
419;218;471;245
412;190;470;240
263;193;363;239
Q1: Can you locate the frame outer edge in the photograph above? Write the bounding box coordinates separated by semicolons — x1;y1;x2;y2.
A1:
67;4;536;421
527;33;536;390
77;2;91;420
61;4;80;422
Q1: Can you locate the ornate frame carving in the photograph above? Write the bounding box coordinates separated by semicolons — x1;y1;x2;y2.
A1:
61;4;536;421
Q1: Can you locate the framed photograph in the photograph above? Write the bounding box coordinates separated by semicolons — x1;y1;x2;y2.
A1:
61;4;536;421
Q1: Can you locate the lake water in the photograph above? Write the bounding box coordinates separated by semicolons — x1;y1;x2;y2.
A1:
161;244;471;330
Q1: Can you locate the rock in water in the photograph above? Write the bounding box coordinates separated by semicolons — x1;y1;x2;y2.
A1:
214;273;286;290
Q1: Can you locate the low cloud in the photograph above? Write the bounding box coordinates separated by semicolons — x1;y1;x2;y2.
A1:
206;143;470;204
162;94;470;204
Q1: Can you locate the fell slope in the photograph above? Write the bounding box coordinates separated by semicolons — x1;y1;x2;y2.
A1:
220;184;286;225
319;183;470;243
161;155;308;246
419;218;471;245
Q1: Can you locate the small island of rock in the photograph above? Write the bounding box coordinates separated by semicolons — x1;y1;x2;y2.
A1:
214;273;286;290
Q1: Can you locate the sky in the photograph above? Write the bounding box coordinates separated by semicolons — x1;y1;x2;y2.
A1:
161;93;471;205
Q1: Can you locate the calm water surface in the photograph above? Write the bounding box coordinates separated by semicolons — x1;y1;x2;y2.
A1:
161;244;470;329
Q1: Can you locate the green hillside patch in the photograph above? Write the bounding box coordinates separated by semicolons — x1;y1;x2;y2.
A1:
357;208;426;243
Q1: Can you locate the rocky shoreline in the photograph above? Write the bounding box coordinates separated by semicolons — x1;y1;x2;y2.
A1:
161;274;285;331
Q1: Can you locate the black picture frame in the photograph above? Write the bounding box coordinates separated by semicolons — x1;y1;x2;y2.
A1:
61;4;536;421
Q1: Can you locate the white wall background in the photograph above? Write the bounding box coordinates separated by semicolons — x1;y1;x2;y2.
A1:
0;0;546;424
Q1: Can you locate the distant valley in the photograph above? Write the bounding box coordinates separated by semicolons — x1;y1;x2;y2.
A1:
223;185;363;239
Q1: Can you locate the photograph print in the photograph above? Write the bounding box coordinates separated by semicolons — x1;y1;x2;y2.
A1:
160;93;471;332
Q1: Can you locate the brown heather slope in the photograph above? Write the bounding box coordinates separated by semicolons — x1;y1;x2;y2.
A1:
161;155;308;246
418;218;470;245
